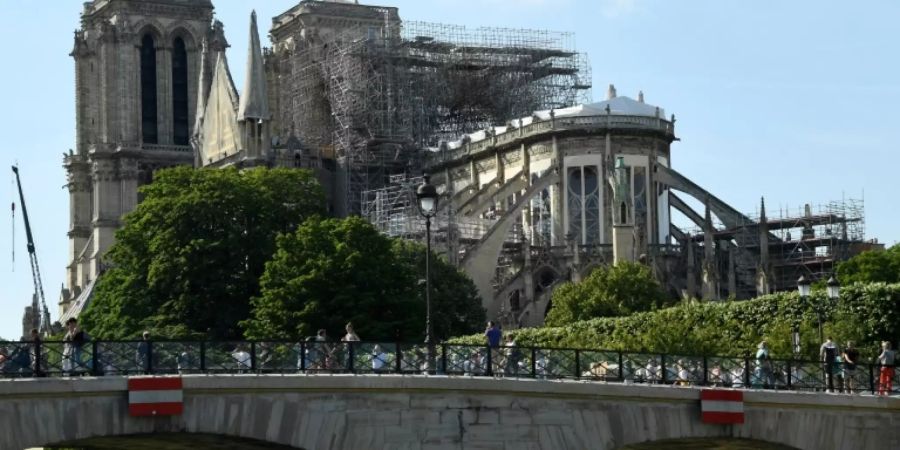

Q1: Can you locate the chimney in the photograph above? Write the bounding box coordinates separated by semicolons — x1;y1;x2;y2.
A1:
607;84;617;100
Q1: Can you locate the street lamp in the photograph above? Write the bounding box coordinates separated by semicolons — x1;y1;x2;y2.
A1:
826;275;841;301
797;275;822;344
416;174;439;373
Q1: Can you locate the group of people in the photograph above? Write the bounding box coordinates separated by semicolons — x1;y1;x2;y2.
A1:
817;338;895;395
0;318;89;377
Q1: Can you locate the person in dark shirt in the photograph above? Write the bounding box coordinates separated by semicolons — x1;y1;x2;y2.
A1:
484;322;502;375
842;341;860;393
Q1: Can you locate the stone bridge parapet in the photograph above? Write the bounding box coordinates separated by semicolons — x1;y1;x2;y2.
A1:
1;375;898;450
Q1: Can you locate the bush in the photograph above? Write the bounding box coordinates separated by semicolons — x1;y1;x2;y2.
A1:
451;283;900;359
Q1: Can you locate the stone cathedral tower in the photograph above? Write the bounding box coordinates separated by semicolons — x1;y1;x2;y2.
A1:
61;0;220;315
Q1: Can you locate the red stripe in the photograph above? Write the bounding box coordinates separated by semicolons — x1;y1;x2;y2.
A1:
700;389;743;402
128;377;183;391
129;402;183;417
702;411;745;424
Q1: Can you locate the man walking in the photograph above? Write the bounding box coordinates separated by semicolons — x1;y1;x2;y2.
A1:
820;337;838;393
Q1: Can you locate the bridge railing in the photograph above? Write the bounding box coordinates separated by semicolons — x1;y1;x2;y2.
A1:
0;340;895;395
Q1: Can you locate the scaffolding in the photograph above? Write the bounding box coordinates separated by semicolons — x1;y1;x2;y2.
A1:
268;3;591;215
682;197;870;295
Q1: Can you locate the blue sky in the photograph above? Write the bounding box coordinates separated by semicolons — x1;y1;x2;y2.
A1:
1;0;898;339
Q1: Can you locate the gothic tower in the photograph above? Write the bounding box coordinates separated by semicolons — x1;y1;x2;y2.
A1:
61;0;217;315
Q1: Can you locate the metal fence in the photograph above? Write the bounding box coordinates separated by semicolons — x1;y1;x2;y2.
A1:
0;340;896;395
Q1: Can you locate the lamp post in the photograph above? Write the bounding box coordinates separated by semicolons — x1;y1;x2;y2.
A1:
825;275;841;343
416;175;439;373
797;275;820;344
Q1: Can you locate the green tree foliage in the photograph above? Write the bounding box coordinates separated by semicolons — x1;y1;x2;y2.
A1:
452;283;900;360
80;166;325;339
242;217;485;342
837;245;900;284
544;262;669;326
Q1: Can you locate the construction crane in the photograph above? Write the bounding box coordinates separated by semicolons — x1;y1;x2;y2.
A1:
11;165;52;336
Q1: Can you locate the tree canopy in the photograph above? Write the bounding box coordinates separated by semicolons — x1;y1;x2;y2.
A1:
836;244;900;285
544;262;670;326
241;217;485;342
80;166;325;339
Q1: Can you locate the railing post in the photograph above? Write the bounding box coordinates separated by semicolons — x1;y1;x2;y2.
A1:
199;341;206;373
574;349;581;379
300;341;306;371
147;341;153;374
441;343;448;374
395;343;402;373
347;342;355;373
702;356;709;386
744;357;751;388
786;359;793;390
531;347;537;378
250;342;257;372
485;345;493;377
91;340;99;376
870;363;876;395
35;340;43;377
618;351;624;382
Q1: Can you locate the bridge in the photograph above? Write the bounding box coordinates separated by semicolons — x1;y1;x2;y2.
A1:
0;340;898;449
2;373;898;450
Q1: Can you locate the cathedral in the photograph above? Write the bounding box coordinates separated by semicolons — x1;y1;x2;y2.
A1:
58;0;874;330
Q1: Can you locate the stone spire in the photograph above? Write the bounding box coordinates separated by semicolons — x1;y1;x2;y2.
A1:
638;90;645;103
607;84;617;100
192;38;210;145
757;196;772;296
237;11;270;121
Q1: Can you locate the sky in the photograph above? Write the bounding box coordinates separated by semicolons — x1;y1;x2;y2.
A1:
1;0;898;339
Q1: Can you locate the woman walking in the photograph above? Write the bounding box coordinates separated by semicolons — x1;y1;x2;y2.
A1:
877;341;895;396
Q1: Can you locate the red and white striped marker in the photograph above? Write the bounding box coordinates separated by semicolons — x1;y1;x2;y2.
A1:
128;377;184;417
700;389;744;424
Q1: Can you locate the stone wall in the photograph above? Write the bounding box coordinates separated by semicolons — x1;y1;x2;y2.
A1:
1;375;897;450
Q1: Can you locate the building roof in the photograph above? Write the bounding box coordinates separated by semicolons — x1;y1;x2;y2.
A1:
443;95;668;150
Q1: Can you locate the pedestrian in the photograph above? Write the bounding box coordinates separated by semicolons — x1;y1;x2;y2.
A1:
842;341;859;393
484;321;502;374
314;329;331;370
755;341;774;389
29;328;43;377
63;318;88;375
342;323;360;342
371;344;388;372
232;345;251;373
136;331;151;374
503;335;521;376
820;337;838;392
877;341;895;396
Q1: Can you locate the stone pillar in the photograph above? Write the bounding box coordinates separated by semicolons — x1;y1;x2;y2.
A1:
727;243;737;298
63;156;92;309
686;241;696;298
90;158;120;281
612;157;635;264
701;199;720;300
551;135;564;245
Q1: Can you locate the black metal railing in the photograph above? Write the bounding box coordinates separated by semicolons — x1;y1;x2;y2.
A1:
0;340;896;395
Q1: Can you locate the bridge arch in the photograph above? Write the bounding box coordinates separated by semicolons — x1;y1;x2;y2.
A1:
47;433;296;450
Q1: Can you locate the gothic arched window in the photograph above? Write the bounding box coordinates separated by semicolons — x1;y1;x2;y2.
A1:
172;37;189;145
140;34;158;144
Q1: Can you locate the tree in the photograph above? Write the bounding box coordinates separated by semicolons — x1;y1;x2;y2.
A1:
391;240;486;341
837;245;900;285
544;262;669;326
80;166;325;339
242;217;485;342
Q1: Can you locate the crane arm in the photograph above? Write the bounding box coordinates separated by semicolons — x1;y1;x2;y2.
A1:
11;165;51;334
